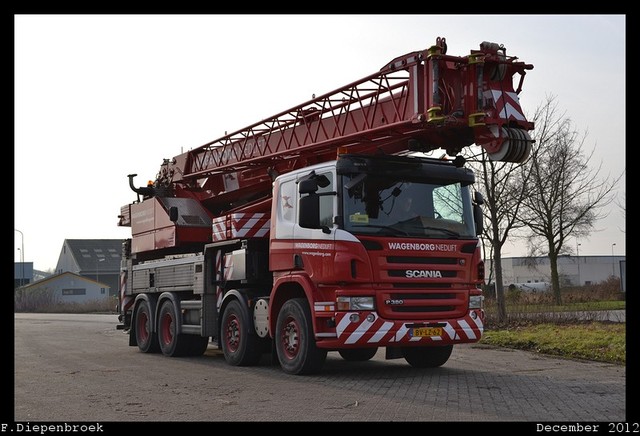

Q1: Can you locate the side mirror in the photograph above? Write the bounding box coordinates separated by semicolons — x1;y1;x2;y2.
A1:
474;204;484;235
299;194;320;229
169;206;179;222
299;178;319;194
473;191;484;235
473;203;483;235
299;171;330;194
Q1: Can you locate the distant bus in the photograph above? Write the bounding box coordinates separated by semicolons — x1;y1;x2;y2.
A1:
509;282;551;293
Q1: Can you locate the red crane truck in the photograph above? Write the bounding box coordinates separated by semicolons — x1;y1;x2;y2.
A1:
117;37;534;375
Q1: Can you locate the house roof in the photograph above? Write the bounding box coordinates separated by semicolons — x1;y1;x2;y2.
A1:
64;239;124;273
19;271;109;290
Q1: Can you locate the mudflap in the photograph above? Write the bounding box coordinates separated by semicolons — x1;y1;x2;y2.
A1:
385;346;403;360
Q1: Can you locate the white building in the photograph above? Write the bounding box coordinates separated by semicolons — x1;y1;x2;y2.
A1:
17;271;110;304
489;255;626;291
55;239;124;297
14;262;33;287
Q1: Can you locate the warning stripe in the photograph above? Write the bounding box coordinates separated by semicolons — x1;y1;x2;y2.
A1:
367;322;393;344
232;213;270;238
345;315;377;345
458;319;476;340
486;89;526;121
334;311;483;346
211;213;271;241
119;270;133;314
215;251;223;309
212;218;227;241
223;254;234;281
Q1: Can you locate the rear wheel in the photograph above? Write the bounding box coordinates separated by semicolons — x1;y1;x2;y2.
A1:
275;298;327;375
158;299;195;357
134;300;159;353
402;345;453;368
338;347;378;362
186;335;210;356
221;299;263;366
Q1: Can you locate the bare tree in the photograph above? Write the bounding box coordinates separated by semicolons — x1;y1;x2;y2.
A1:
468;149;532;324
616;191;626;233
518;96;622;304
462;94;567;323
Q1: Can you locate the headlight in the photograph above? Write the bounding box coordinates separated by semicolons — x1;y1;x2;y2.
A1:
469;295;484;309
336;296;375;311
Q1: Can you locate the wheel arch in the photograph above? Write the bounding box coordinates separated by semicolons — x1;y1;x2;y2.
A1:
269;275;314;338
218;289;250;334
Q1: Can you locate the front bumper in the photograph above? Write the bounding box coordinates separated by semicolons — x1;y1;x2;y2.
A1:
315;309;484;349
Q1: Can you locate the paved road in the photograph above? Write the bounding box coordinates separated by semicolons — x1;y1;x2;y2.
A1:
507;309;626;323
12;313;626;423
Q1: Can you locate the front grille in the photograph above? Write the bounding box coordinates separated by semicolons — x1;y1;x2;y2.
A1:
387;256;457;264
392;283;451;289
367;244;473;319
392;305;456;313
394;292;456;299
377;289;467;320
388;269;457;278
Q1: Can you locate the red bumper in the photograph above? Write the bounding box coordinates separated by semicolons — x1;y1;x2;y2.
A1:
316;309;484;349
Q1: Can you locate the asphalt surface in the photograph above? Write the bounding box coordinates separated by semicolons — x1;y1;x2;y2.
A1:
11;312;628;425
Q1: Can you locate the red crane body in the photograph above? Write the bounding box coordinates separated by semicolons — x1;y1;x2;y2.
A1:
117;37;534;375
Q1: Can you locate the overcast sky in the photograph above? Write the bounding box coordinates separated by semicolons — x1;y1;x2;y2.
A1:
14;14;626;272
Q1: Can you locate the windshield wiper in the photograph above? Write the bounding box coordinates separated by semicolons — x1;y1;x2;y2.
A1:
352;224;409;236
405;225;461;238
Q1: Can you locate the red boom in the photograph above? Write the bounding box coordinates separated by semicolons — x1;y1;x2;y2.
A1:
150;38;533;213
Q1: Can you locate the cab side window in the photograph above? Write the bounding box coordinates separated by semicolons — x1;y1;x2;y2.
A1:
317;172;334;227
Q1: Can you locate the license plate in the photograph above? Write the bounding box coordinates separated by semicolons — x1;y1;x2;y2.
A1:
410;327;443;337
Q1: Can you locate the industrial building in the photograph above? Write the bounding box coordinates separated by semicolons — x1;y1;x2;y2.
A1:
491;255;626;292
14;239;124;305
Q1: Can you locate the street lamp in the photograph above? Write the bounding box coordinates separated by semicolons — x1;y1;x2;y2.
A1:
611;243;617;277
576;242;581;286
17;248;22;285
97;258;106;293
15;229;24;286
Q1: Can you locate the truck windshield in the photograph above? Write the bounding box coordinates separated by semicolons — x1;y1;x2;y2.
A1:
341;173;476;239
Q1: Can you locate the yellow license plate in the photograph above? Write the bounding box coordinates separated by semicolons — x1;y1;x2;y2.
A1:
411;327;443;337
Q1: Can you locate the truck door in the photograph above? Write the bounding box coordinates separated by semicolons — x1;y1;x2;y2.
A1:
295;170;337;281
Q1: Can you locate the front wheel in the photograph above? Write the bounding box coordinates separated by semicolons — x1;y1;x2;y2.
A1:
275;298;327;375
220;299;263;366
402;345;453;368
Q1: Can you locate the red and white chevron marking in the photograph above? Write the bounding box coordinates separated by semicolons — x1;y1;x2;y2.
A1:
334;311;483;345
484;89;526;122
215;251;223;310
223;253;234;281
119;270;134;314
212;213;271;241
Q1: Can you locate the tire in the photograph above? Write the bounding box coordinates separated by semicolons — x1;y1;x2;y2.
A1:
220;299;263;366
134;300;159;353
157;299;191;357
402;345;453;368
275;298;327;375
186;335;210;357
338;347;378;362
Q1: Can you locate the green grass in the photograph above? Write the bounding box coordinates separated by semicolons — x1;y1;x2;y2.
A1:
481;321;626;365
485;300;625;315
